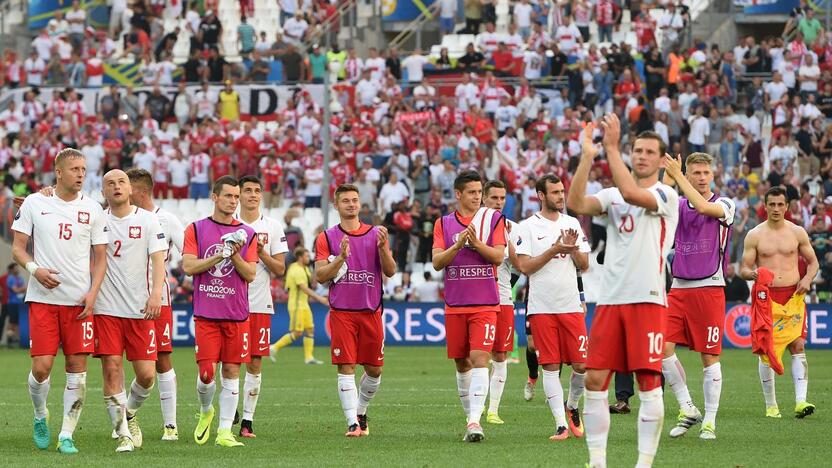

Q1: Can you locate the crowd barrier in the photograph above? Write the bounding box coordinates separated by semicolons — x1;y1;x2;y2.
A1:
17;302;832;349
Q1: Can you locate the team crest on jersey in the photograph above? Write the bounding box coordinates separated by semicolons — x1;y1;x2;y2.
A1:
77;211;90;224
129;226;142;239
757;291;768;301
258;233;269;244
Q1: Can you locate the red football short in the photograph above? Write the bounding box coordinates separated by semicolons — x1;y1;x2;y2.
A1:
94;314;158;361
249;313;273;357
492;305;515;353
155;305;174;353
329;310;385;366
587;303;667;373
529;313;588;365
667;287;725;355
153;183;169;199
195;318;251;364
29;303;94;357
444;309;498;359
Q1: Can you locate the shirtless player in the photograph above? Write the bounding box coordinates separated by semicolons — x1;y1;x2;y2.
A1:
739;186;819;419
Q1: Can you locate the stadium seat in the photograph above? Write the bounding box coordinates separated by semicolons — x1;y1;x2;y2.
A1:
195;198;213;215
158;198;179;213
178;198;196;214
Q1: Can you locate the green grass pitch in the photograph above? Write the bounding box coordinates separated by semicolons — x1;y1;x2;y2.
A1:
0;347;828;467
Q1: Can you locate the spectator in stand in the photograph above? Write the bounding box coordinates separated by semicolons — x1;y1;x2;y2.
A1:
238;16;257;58
798;7;824;47
439;0;458;36
724;264;749;303
66;0;87;53
463;0;482;34
283;12;309;46
0;264;24;346
595;0;620;43
199;9;223;49
402;49;428;82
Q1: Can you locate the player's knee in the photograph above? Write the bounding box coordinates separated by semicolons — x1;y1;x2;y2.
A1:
198;360;215;384
789;339;806;354
246;359;262;375
136;371;155;389
364;365;382;378
155;353;173;373
636;370;662;391
64;355;87;373
584;372;609;391
572;363;586;374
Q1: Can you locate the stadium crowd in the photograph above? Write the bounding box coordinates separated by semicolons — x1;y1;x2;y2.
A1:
1;0;831;309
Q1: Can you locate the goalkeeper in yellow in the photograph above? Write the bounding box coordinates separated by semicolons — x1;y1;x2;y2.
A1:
270;247;328;364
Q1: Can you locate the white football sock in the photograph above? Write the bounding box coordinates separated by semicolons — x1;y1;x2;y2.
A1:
791;353;808;403
157;369;177;427
357;373;381;416
567;370;586;410
105;391;129;437
127;378;153;414
337;373;358;426
487;360;507;414
28;372;50;419
662;354;695;414
758;358;777;407
456;370;472;418
242;372;261;421
218;377;239;430
702;363;722;427
636;388;664;468
59;372;86;440
542;369;567;427
584;390;610;468
467;367;489;425
196;377;216;413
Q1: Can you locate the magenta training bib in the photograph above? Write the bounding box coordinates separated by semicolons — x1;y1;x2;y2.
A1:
441;211;501;307
192;217;257;321
325;224;383;312
672;195;732;281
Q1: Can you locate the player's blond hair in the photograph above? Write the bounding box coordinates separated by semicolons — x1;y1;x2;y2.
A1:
54;148;85;169
685;152;714;168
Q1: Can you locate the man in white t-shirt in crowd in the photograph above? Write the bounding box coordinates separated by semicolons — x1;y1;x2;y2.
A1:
168;151;190;199
356;70;381;106
81;137;105;193
0;100;25;143
438;0;457;35
413;80;437;110
764;71;789;104
378;172;410;214
658;3;684;51
24;50;47;86
304;166;324;208
188;145;211;199
133;142;156;173
515;174;590;441
513;0;534;39
798;54;820;95
411;272;442;301
687;105;710;153
282;12;308;45
555;16;582;59
523;45;545;80
402;49;429;82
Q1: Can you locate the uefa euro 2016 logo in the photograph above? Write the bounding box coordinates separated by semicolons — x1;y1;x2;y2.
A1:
205;243;235;278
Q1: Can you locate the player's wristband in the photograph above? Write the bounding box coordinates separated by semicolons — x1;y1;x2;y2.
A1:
26;262;39;275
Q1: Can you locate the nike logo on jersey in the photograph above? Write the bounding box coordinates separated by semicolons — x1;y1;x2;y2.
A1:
537;236;546;240
41;211;52;215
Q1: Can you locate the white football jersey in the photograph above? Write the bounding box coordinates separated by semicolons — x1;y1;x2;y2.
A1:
154;207;185;306
593;183;679;306
95;207;168;318
515;212;591;314
12;193;108;306
239;214;289;314
497;219;518;305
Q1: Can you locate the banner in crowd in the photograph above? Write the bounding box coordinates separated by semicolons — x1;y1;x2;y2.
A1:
1;84;326;121
395;111;434;123
18;302;832;349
